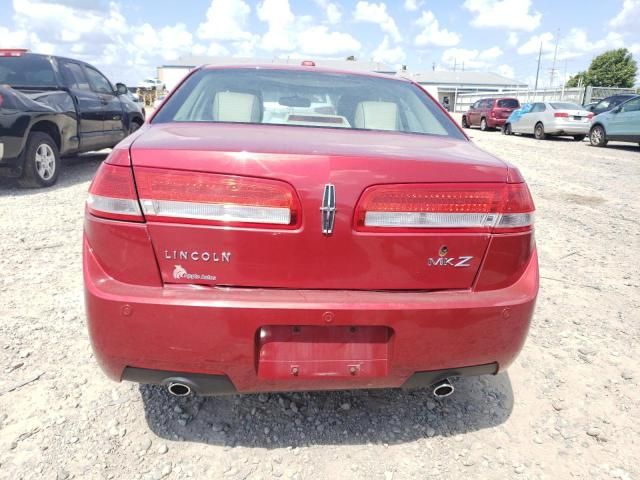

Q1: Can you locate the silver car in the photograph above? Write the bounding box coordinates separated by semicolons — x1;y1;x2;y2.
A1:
504;102;592;141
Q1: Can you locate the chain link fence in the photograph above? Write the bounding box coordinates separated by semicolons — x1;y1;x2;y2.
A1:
453;86;636;112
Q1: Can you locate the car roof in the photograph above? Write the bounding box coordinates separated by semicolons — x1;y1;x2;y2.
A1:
200;64;412;83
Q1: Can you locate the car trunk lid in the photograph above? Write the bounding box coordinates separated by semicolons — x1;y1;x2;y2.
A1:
130;123;510;291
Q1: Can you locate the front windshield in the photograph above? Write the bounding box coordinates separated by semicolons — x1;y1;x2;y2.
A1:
153;68;465;139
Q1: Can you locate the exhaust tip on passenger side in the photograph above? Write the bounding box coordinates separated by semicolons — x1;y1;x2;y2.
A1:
432;378;454;398
167;382;192;397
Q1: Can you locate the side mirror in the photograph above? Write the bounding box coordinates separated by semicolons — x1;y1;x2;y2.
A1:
612;106;622;114
115;83;128;95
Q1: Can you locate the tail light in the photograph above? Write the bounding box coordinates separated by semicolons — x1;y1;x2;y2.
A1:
587;113;594;120
134;167;300;228
354;183;534;233
87;161;143;222
554;112;569;118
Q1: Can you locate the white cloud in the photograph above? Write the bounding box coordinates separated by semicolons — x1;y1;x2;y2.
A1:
404;0;421;11
441;46;503;69
518;29;626;61
464;0;542;31
197;0;252;42
414;11;461;47
517;31;554;55
256;0;361;56
257;0;297;51
507;32;518;47
610;0;640;32
354;2;401;42
496;64;515;78
326;4;342;24
372;35;406;65
298;26;361;55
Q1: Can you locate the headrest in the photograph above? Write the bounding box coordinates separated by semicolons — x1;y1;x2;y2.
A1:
354;101;399;131
212;91;261;123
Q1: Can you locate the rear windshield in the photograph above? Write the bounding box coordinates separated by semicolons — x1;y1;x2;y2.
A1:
153;68;465;139
550;102;582;110
497;99;519;108
0;55;57;87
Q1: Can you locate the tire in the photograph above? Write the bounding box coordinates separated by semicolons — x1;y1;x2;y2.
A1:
573;135;586;141
480;118;488;131
503;123;512;135
461;116;469;128
129;119;143;135
534;122;546;140
589;125;608;147
17;132;61;188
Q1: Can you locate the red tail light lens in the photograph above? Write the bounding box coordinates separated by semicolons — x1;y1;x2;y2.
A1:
134;167;301;228
554;112;569;118
87;162;143;222
354;183;534;233
587;113;594;120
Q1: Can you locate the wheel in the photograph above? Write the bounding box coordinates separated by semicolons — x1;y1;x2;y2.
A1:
461;116;469;128
589;125;608;147
17;132;61;188
129;120;143;135
503;123;512;135
480;118;488;131
534;122;546;140
573;135;586;141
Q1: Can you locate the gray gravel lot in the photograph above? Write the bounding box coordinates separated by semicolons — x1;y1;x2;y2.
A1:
0;125;639;479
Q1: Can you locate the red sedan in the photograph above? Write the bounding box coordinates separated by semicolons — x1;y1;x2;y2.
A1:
84;65;538;398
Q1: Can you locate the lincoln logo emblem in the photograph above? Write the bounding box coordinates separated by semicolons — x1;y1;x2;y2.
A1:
320;184;336;235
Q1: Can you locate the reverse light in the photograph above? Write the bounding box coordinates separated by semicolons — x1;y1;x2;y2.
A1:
134;167;300;228
87;162;143;222
354;183;534;233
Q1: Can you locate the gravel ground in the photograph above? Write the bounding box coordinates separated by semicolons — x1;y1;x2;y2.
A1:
0;124;639;480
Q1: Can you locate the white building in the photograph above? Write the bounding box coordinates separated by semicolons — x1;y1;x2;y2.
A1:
157;56;396;92
403;71;528;110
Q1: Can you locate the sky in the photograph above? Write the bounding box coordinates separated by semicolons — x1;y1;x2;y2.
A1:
0;0;639;87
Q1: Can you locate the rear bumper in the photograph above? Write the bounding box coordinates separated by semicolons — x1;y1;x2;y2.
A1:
546;121;590;135
487;117;508;128
84;241;538;393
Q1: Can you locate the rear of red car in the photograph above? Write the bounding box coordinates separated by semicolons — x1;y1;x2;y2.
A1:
488;98;520;129
84;67;537;396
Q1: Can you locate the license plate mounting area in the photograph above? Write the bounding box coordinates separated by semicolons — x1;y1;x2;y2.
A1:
256;325;392;380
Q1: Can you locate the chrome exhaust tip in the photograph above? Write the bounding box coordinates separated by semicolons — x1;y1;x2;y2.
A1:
167;382;192;397
432;378;454;398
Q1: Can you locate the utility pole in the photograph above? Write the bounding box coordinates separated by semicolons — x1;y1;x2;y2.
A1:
534;42;542;92
453;58;457;71
432;62;436;71
549;28;560;89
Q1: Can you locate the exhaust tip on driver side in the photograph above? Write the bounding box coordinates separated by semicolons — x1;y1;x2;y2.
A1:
432;378;454;398
167;382;192;397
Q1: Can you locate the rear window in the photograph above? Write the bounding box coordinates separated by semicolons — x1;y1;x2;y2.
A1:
550;102;582;110
0;55;57;87
497;99;519;108
153;68;465;139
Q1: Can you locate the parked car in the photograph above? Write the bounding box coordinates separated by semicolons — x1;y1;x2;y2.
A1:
137;78;165;91
503;101;592;140
586;94;637;116
589;95;640;147
461;97;520;131
84;64;538;398
0;49;145;187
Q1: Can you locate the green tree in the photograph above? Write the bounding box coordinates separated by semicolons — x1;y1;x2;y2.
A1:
566;71;588;87
565;48;637;88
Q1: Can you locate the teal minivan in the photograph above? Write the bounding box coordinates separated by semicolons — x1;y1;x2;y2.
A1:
590;95;640;147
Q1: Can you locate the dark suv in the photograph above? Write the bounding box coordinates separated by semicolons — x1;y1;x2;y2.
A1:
462;98;520;131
